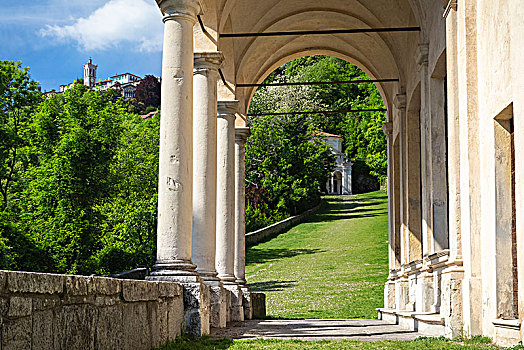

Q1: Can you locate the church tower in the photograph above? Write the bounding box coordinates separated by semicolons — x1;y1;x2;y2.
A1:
83;59;97;87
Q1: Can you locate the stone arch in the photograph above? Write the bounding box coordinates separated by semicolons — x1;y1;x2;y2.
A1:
240;50;392;116
206;0;422;120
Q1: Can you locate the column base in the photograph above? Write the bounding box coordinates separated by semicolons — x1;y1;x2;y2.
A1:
209;285;228;328
217;273;237;285
197;269;221;284
149;260;199;283
223;284;244;322
181;282;211;337
147;274;210;337
241;286;253;320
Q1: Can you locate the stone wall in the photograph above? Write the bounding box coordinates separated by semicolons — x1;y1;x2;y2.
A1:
245;202;322;246
0;270;184;350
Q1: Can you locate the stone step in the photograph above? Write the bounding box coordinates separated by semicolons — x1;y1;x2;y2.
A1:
377;308;445;337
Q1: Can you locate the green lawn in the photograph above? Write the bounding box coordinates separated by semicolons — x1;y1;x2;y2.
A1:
156;193;512;349
245;191;389;319
157;335;500;350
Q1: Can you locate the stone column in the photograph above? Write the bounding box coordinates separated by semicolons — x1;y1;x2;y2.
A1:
417;44;432;258
384;121;398;311
151;0;201;282
347;163;353;194
192;52;227;329
446;7;462;263
395;94;408;266
383;122;398;270
235;127;252;320
192;51;224;282
443;6;465;337
216;100;244;322
149;0;210;338
457;0;482;336
216;100;238;284
342;169;347;194
234;127;250;286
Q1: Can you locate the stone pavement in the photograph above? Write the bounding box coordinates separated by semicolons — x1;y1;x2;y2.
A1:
211;319;424;341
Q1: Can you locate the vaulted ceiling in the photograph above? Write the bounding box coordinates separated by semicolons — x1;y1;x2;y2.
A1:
195;0;443;119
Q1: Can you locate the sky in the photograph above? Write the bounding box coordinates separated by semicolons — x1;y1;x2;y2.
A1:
0;0;164;91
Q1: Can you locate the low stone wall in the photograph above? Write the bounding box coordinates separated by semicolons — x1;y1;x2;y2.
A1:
0;270;184;350
246;201;323;246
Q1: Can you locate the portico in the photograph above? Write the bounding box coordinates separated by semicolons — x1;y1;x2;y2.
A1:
150;0;524;346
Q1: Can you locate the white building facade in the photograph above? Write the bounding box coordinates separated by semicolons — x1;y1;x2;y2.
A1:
55;60;144;99
94;72;142;99
319;132;352;195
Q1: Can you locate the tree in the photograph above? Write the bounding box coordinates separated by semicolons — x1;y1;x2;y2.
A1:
94;113;160;275
0;63;162;274
0;61;41;209
245;113;335;232
251;56;388;184
15;85;125;274
135;75;161;112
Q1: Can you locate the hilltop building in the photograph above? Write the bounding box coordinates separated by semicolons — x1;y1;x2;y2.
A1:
83;59;97;88
55;59;144;99
94;73;142;99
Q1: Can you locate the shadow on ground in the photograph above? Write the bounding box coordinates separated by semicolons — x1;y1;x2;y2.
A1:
246;247;323;265
210;319;424;341
305;196;387;223
249;280;297;292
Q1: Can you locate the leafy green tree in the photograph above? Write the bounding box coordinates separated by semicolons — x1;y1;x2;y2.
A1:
15;85;124;274
251;55;387;184
94;113;160;275
245;113;335;231
135;75;161;113
0;61;41;209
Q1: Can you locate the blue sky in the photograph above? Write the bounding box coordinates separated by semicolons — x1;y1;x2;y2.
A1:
1;0;164;91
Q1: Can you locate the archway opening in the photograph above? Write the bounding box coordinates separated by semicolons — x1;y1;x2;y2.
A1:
244;55;390;319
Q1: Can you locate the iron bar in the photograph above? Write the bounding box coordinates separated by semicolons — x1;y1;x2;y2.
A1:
247;108;386;117
237;78;398;88
196;15;207;34
220;26;420;38
218;68;228;86
196;15;229;87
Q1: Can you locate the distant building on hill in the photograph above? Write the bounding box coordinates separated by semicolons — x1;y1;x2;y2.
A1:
316;131;352;195
52;59;152;100
83;59;97;88
94;72;142;99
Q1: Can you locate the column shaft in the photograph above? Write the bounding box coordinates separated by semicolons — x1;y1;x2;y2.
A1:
418;44;432;257
216;101;238;284
383;122;399;269
234;128;250;285
192;52;224;282
151;0;201;280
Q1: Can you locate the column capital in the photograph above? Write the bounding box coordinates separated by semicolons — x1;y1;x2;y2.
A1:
416;44;429;67
235;127;251;143
156;0;201;23
382;122;393;137
218;100;239;120
393;94;407;110
194;51;224;73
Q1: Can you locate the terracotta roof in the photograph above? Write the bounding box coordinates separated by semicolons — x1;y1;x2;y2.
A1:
313;131;342;138
110;73;141;79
